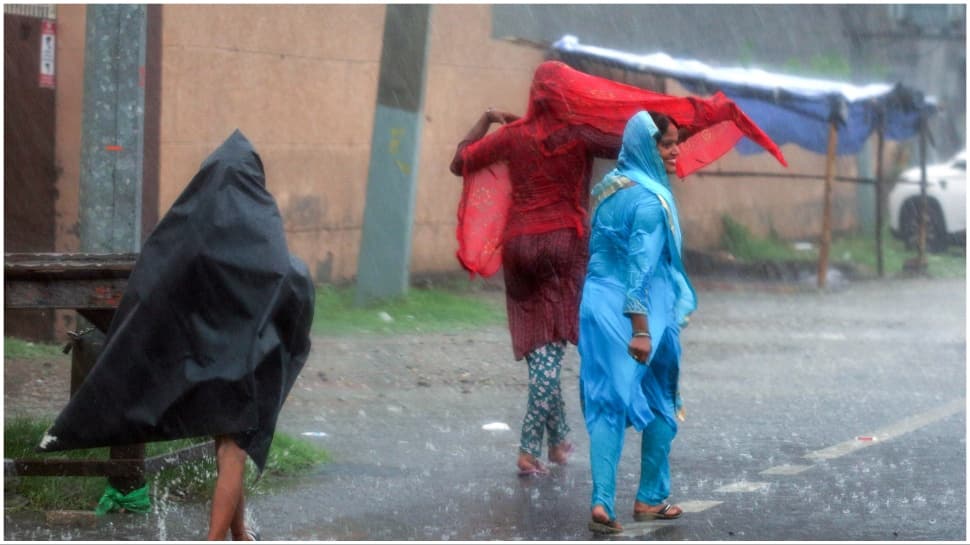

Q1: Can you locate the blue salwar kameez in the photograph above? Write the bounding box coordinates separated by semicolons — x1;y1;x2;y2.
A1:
578;111;697;522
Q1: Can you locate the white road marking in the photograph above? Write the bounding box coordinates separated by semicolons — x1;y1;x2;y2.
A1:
612;397;965;538
715;481;771;493
679;499;723;512
788;331;848;341
619;521;664;537
760;464;813;476
804;398;965;462
615;501;721;537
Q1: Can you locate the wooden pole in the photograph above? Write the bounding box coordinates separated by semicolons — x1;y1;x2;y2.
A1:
875;119;886;277
917;113;929;270
818;121;839;289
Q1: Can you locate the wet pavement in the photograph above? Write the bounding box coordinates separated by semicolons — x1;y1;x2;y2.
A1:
4;276;966;540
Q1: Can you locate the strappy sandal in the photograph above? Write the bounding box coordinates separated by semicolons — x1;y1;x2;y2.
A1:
633;503;683;521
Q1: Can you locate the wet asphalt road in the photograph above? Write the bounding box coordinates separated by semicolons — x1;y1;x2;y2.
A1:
4;276;965;541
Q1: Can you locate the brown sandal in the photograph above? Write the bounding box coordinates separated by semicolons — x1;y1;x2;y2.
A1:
588;517;623;534
633;503;683;521
589;505;622;534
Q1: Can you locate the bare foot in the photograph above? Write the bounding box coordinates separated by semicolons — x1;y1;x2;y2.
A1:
517;452;548;476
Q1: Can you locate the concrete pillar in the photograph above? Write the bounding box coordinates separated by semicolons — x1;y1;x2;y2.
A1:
76;4;148;494
78;5;146;253
355;5;432;305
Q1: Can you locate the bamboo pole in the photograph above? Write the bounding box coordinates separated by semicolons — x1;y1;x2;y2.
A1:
818;121;839;289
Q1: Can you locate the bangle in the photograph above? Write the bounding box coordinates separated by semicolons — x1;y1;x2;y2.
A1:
632;331;651;338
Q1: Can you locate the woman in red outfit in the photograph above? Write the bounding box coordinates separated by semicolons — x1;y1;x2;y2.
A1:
450;75;623;477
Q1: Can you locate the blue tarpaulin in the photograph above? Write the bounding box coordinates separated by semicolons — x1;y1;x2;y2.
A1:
552;35;936;157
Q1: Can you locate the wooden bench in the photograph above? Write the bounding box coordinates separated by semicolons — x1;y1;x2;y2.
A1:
4;252;212;491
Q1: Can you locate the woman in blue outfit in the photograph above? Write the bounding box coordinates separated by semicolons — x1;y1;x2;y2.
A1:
578;111;697;534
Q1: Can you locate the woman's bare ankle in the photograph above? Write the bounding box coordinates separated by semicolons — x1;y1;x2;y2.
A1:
548;441;573;464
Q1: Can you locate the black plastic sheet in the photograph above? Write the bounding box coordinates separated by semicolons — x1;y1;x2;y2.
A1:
38;131;314;471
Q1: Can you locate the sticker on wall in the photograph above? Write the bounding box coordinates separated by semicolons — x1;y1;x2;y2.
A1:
39;19;55;89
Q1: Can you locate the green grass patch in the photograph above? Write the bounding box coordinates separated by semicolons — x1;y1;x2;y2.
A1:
4;337;65;359
721;215;807;262
922;248;968;278
828;230;964;278
828;232;904;273
312;284;506;336
258;431;329;476
4;416;329;511
721;215;966;278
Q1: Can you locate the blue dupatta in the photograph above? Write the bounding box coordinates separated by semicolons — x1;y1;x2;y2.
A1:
596;111;697;327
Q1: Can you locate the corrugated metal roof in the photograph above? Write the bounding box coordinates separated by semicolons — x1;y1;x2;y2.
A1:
553;35;905;103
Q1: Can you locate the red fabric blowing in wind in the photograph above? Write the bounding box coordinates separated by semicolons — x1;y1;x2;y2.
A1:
455;61;787;278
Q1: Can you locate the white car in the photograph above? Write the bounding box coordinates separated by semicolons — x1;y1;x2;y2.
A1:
888;150;966;253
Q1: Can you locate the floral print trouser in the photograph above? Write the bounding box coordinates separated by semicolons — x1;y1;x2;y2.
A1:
520;341;570;458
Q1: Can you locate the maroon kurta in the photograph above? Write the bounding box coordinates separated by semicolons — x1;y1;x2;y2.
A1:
453;125;620;359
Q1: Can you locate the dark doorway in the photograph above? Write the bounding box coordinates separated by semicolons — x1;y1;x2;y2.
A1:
5;13;58;341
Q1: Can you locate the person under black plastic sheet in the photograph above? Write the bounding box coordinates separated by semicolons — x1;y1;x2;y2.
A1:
37;130;315;540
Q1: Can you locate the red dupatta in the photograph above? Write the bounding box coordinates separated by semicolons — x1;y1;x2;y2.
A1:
456;61;787;278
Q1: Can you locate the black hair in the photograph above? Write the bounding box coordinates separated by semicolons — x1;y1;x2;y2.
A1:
648;112;677;143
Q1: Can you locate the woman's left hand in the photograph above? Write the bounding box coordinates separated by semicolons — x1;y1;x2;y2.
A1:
628;336;651;364
487;108;520;125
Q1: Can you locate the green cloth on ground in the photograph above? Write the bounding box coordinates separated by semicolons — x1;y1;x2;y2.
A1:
95;483;151;515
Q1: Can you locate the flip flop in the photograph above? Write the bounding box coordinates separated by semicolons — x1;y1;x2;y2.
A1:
245;529;261;541
633;503;683;521
588;518;623;534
